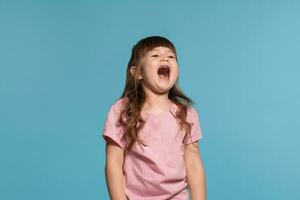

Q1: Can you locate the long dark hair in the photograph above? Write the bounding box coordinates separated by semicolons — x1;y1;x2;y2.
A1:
118;36;195;151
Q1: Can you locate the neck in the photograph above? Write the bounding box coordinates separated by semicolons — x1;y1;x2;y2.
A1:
142;87;171;113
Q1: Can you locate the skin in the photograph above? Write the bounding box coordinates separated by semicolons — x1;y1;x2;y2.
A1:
130;46;179;113
130;46;207;199
185;142;207;200
105;46;206;200
105;137;127;200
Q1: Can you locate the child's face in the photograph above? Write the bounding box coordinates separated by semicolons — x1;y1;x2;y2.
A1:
139;46;179;94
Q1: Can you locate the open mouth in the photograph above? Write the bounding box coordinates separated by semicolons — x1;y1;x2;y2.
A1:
157;65;170;79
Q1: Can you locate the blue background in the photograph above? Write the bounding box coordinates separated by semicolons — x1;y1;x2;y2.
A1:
1;0;299;199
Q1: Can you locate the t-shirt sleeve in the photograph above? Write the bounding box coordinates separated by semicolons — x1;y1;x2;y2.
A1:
102;103;127;150
185;107;203;144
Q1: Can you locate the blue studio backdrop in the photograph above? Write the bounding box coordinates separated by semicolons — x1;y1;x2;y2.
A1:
1;0;299;199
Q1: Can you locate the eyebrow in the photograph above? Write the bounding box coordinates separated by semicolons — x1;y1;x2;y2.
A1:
150;48;175;53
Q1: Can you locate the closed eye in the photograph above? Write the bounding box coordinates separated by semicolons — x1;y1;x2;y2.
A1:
151;54;175;58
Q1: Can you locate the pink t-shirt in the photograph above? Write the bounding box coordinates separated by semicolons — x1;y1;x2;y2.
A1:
102;97;203;200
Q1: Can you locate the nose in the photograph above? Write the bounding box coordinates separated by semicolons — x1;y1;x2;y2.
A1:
160;56;169;62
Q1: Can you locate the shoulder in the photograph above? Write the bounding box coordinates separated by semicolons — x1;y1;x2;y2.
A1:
187;105;198;114
104;97;128;122
172;103;199;122
186;105;200;122
109;97;127;114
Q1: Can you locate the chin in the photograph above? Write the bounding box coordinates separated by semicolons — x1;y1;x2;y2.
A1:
154;89;170;95
157;85;175;94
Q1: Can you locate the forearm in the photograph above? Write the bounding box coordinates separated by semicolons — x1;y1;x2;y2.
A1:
186;161;206;200
105;164;128;200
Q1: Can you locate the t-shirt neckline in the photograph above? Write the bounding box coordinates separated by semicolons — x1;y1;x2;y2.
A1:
141;101;177;119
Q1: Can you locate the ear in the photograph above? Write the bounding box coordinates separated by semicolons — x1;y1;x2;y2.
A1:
130;66;143;80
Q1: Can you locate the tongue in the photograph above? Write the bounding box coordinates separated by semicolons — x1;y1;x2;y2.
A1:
158;72;169;79
159;74;168;79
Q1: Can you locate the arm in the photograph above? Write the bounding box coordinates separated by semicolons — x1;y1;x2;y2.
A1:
184;142;206;200
105;137;128;200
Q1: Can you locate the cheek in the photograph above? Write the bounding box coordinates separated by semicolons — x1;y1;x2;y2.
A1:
141;66;156;79
173;65;179;76
146;61;158;71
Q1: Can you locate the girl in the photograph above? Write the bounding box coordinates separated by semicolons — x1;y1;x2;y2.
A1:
102;36;206;200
